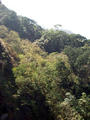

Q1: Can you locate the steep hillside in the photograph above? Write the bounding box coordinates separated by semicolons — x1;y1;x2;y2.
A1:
0;38;18;87
0;3;90;120
0;4;43;42
0;39;19;119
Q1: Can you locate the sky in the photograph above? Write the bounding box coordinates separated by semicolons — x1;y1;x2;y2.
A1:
2;0;90;39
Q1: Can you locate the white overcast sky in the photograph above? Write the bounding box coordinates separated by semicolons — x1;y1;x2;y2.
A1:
2;0;90;38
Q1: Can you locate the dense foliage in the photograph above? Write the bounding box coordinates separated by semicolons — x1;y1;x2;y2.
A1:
0;4;43;42
35;29;86;53
0;3;90;120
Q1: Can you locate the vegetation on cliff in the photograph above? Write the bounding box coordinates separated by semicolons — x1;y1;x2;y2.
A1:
0;3;90;120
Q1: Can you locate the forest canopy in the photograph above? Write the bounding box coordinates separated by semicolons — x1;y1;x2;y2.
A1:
0;3;90;120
